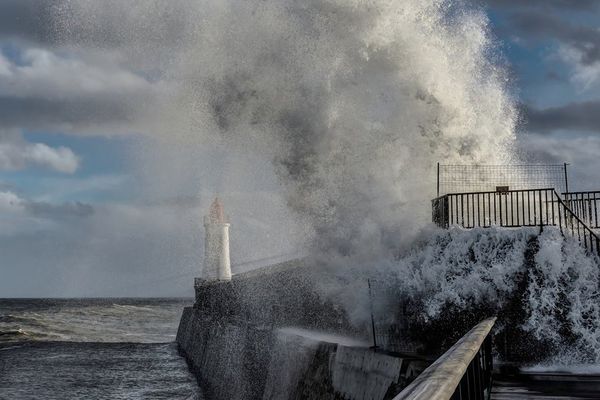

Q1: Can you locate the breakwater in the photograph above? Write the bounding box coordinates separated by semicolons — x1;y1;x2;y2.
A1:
176;260;418;400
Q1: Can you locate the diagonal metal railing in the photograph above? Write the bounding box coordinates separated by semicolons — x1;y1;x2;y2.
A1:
563;191;600;230
432;188;600;256
394;318;496;400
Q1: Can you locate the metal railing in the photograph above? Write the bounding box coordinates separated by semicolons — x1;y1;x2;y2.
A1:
432;188;600;256
394;318;496;400
563;191;600;229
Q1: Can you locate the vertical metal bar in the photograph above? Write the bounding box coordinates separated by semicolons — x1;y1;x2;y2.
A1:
564;162;569;195
367;279;378;350
485;335;493;394
551;190;555;225
456;195;460;226
522;191;525;226
533;190;537;226
545;190;549;225
594;192;599;228
488;193;491;227
468;359;476;400
461;195;465;227
527;191;531;225
539;190;543;231
505;193;509;227
472;354;481;400
437;162;440;198
477;194;481;227
588;192;593;226
473;194;479;227
482;193;486;227
510;191;514;226
493;193;497;225
449;196;453;227
498;193;502;226
557;193;563;234
466;194;470;228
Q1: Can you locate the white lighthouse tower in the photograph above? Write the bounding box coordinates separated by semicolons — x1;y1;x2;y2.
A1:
203;197;232;281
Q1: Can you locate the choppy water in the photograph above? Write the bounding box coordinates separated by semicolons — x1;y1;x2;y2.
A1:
0;298;202;399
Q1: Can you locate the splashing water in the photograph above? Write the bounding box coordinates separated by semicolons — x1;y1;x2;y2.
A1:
389;226;600;364
53;0;517;259
50;0;600;368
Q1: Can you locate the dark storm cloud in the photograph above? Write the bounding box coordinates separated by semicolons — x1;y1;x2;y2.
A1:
510;12;600;65
0;0;189;50
26;201;94;219
523;100;600;134
483;0;598;11
477;0;600;65
0;0;56;44
0;96;135;132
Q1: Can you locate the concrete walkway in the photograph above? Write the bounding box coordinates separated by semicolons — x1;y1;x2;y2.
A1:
492;372;600;399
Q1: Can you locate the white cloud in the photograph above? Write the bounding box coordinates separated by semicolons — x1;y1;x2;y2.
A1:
24;143;79;173
0;48;152;100
558;45;600;91
0;137;79;173
520;132;600;190
0;190;25;212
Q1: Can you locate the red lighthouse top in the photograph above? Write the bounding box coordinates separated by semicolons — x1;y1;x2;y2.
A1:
208;197;226;223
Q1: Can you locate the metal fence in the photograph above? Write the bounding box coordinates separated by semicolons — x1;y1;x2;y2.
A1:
432;188;600;256
437;164;568;197
563;191;600;229
394;318;495;400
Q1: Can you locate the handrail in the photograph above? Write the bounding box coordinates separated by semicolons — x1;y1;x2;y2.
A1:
444;188;556;196
563;190;600;195
394;318;496;400
562;191;600;229
552;191;600;255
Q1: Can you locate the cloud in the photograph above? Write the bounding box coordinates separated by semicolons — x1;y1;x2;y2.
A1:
558;46;600;89
0;132;80;173
0;44;159;134
479;3;600;88
0;0;55;44
24;143;79;173
0;48;151;99
0;187;308;297
26;200;94;218
0;190;25;212
0;190;61;236
520;133;600;190
509;12;600;65
522;101;600;134
483;0;598;11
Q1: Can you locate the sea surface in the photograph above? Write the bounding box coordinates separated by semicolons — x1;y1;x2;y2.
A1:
0;298;202;399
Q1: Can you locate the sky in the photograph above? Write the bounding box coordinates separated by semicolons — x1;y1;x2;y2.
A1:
1;0;600;297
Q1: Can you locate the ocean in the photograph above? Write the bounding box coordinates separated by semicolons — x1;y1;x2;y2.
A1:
0;298;202;399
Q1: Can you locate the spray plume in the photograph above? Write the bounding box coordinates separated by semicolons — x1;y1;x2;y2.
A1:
53;0;517;260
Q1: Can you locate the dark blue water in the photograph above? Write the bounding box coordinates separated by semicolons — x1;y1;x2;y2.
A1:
0;298;202;399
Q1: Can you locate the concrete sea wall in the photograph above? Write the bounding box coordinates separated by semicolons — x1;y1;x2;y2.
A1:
176;260;414;400
177;308;406;400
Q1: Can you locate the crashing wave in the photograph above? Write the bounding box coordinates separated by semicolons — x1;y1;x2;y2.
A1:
386;226;600;364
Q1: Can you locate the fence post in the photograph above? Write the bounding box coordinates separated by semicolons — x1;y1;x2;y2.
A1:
564;163;570;195
367;279;378;351
437;162;440;198
539;190;544;233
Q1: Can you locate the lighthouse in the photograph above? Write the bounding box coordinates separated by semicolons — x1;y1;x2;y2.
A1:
203;197;232;281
